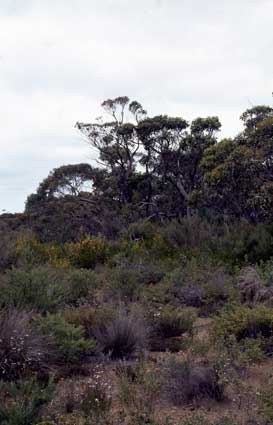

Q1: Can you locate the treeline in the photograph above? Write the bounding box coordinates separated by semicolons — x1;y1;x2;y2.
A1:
2;97;273;242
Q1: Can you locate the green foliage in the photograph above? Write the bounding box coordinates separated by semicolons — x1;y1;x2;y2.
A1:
35;314;95;363
15;233;68;268
160;217;215;250
105;266;143;301
211;223;273;266
165;259;234;314
0;227;18;271
125;221;158;242
0;377;55;425
66;236;112;269
2;98;273;425
63;305;116;340
0;266;99;312
213;304;273;355
151;305;196;338
258;257;273;286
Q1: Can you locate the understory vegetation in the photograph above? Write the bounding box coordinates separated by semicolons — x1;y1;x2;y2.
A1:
0;98;272;424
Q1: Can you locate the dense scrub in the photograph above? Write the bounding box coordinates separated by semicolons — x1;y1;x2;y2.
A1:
0;217;272;424
0;100;272;424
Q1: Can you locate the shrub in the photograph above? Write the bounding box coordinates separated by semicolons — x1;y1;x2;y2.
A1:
106;266;143;301
1;267;66;312
61;268;99;305
0;377;55;425
124;221;157;242
35;314;95;363
95;310;147;359
63;305;116;339
167;261;233;314
152;306;196;338
66;236;111;269
212;223;273;266
238;266;273;306
0;228;18;271
63;307;97;338
0;309;50;381
213;304;273;355
258;257;273;287
238;267;263;304
1;266;99;312
15;232;67;268
162;357;224;405
161;217;214;249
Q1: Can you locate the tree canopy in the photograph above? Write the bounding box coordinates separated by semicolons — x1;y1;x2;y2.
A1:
20;97;273;241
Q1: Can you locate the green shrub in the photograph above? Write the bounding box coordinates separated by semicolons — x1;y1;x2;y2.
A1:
35;314;95;363
211;223;273;266
63;306;97;338
105;262;164;301
152;306;196;338
1;267;66;312
1;266;99;312
15;233;67;268
63;305;116;339
0;309;51;381
0;228;18;271
258;257;273;287
161;217;215;249
61;268;99;305
0;377;55;425
124;221;157;242
66;236;111;269
213;304;273;355
106;266;142;301
166;261;233;314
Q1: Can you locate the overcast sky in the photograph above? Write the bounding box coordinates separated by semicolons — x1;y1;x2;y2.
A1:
0;0;272;212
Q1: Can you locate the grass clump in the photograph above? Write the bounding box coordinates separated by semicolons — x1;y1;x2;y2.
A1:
95;310;147;359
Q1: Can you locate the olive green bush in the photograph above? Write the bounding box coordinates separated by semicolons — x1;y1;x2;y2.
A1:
0;266;99;312
35;314;95;363
0;377;55;425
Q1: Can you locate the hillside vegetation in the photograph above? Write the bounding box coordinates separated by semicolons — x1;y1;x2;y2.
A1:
0;98;272;424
